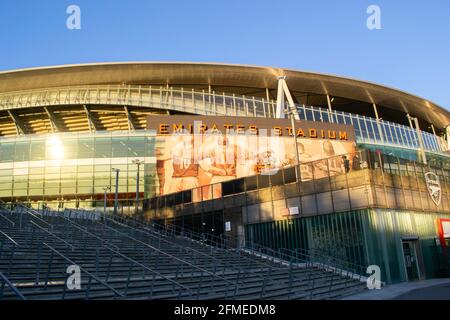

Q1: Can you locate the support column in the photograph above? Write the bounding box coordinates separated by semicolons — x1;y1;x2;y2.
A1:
446;126;450;151
124;106;136;131
83;105;98;133
44;106;62;132
372;103;385;143
407;114;427;164
275;77;285;119
326;95;334;123
7;110;26;135
276;76;299;120
277;76;301;180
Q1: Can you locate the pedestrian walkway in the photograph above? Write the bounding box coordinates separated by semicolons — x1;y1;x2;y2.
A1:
341;278;450;300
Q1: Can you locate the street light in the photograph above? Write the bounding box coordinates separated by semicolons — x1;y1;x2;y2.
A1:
132;159;144;216
111;168;120;216
102;186;110;214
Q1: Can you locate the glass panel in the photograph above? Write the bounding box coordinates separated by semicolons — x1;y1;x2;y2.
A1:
78;138;94;159
94;137;111;158
0;143;14;162
321;111;330;123
30;140;45;161
305;109;314;121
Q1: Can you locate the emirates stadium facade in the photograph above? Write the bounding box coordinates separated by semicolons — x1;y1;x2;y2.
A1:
1;62;450;284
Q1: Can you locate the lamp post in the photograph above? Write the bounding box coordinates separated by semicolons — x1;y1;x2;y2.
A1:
111;168;120;216
132;159;144;216
103;186;110;214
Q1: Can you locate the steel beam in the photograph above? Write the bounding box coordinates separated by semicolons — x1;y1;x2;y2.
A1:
7;110;27;135
124;106;136;131
372;103;385;143
83;105;98;132
44;106;62;132
326;95;334;123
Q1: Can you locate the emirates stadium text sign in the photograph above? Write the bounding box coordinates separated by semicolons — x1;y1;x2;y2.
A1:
147;115;356;141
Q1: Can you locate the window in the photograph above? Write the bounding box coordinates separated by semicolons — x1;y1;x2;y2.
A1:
30;140;45;161
94;137;111;158
0;143;14;162
78;138;94;159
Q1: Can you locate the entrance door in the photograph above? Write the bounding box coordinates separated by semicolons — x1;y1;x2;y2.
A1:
402;240;420;281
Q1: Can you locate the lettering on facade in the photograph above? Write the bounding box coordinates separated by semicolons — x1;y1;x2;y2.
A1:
425;172;441;206
150;115;356;141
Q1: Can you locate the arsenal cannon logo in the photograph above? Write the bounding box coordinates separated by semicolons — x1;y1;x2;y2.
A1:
425;172;442;206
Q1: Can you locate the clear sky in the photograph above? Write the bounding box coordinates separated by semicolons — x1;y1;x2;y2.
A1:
0;0;449;109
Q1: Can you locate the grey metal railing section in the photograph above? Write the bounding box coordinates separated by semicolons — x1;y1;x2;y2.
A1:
0;272;26;300
0;84;446;154
0;85;276;118
0;223;25;300
16;204;215;299
96;212;285;292
0;200;368;299
63;211;239;295
109;212;369;297
152;218;368;279
43;243;125;299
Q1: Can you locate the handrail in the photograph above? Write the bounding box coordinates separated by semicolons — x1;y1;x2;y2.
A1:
29;220;74;251
100;213;279;291
0;271;27;300
132;217;358;288
100;218;237;287
26;205;194;297
43;243;125;298
101;244;194;296
45;211;195;296
0;84;276;108
16;204;54;230
279;247;366;278
111;213;282;271
6;203;368;299
0;212;15;227
50;208;275;297
55;213;121;251
151;219;368;282
0;229;19;246
293;247;366;273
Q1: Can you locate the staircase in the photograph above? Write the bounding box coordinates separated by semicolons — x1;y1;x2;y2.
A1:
0;204;367;300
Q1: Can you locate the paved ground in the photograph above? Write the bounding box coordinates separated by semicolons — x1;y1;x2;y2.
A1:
341;278;450;300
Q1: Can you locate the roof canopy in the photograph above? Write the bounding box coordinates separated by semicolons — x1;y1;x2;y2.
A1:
0;62;448;128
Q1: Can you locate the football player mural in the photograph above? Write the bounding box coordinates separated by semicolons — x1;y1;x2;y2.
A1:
154;116;357;199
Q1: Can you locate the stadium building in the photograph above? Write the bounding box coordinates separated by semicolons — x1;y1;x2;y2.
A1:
0;62;449;284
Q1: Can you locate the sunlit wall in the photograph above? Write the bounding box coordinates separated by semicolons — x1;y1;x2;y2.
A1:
0;130;157;212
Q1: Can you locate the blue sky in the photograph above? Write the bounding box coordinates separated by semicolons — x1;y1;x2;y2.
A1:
0;0;449;109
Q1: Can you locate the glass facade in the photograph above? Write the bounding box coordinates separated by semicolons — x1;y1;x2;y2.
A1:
296;104;447;155
0;87;448;212
245;208;450;283
0;130;157;213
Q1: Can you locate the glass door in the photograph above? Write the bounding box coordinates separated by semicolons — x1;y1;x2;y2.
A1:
402;240;420;281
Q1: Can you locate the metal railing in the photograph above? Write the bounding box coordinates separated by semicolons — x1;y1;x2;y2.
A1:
0;84;446;154
43;242;125;299
0;272;26;300
0;202;368;299
111;212;368;296
45;206;369;299
10;204;239;299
